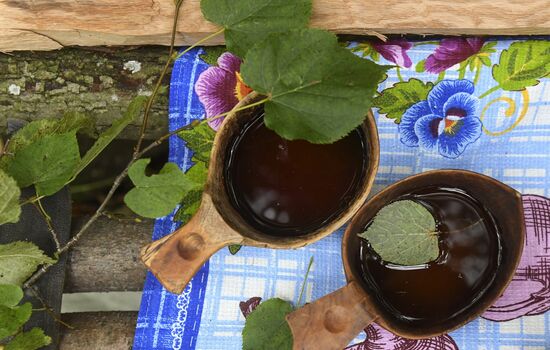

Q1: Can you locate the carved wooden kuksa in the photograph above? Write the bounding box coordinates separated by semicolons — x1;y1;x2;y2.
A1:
1;0;550;52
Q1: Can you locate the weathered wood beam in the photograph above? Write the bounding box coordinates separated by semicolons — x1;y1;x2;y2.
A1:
1;0;549;52
64;216;153;293
0;47;170;140
60;312;137;350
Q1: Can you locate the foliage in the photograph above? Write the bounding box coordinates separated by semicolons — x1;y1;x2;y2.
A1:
0;171;21;225
242;298;294;350
373;78;433;124
201;0;312;57
0;242;55;286
0;285;51;350
241;29;388;143
199;46;227;66
178;122;216;166
493;41;550;91
358;200;440;266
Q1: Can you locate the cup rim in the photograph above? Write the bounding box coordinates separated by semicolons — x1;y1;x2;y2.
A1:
206;92;381;248
342;169;525;338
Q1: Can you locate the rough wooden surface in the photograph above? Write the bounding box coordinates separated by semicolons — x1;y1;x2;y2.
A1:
1;0;549;52
65;216;153;293
0;47;170;139
60;312;137;350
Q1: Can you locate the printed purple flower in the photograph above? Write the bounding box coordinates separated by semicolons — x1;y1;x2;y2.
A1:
371;39;413;68
425;38;485;73
398;79;481;159
195;52;253;130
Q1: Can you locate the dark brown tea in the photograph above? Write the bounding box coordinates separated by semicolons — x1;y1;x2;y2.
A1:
359;188;501;326
224;111;367;237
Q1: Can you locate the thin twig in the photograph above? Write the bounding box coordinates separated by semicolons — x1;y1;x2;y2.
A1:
33;199;61;251
29;286;73;329
297;257;314;308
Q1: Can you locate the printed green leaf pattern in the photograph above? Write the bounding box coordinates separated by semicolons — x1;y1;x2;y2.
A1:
73;96;147;180
493;40;550;91
7;132;81;196
241;29;388;143
178;122;216;166
173;162;208;223
358;200;440;266
0;170;21;225
373;78;433;124
4;328;51;350
0;242;55;286
201;0;312;57
242;298;293;350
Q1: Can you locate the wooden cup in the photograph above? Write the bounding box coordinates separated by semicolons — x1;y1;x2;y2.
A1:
140;92;380;294
287;170;525;350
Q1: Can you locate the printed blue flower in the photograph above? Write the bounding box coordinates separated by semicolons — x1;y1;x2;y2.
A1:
399;79;481;159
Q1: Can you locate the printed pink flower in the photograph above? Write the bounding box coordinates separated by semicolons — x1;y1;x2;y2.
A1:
195;52;253;130
371;39;413;68
425;38;485;73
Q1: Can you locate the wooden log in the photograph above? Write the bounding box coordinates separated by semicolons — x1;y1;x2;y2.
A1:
0;47;171;140
1;0;550;52
60;312;137;350
64;216;153;293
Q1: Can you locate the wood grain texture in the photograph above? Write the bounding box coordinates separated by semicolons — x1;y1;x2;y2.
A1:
287;282;377;350
1;0;549;52
60;312;137;350
65;216;153;293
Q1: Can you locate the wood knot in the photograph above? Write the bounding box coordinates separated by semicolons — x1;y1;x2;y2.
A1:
177;232;205;261
323;306;347;333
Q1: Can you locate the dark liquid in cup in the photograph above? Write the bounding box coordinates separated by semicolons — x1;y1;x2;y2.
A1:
359;188;501;326
225;112;367;237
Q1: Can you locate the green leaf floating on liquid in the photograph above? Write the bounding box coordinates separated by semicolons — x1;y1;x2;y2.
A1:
241;29;389;144
493;40;550;91
242;298;293;350
358;200;440;266
0;242;55;286
373;78;433;124
0;170;21;225
201;0;312;58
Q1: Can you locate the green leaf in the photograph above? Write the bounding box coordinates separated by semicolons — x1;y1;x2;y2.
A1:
201;0;312;58
241;29;388;143
0;170;21;225
5;328;51;350
358;200;439;266
0;303;32;339
72;96;147;181
177;122;216;166
242;298;293;350
228;245;242;255
199;46;228;66
480;55;492;67
492;40;550;91
173;162;208;222
125;159;195;218
0;242;55;286
0;285;23;308
7;132;80;196
415;59;426;73
373;78;433;124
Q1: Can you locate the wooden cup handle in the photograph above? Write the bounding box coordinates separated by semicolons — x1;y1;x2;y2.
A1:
140;195;242;294
286;281;377;350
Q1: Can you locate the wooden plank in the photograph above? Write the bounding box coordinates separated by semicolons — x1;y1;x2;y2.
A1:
1;0;549;52
64;216;153;293
0;47;170;140
60;312;137;350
